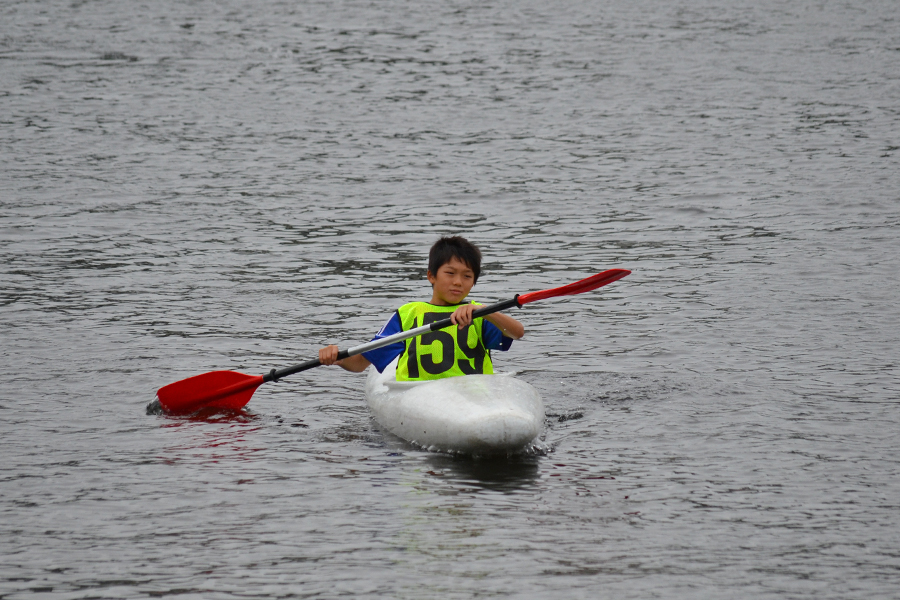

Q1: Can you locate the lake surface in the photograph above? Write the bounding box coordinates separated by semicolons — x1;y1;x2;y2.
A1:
2;0;899;597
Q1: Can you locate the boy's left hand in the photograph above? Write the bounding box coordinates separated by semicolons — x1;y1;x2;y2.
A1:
450;303;476;328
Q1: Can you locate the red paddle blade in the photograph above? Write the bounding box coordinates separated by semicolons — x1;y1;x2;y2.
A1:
518;268;630;305
156;370;264;414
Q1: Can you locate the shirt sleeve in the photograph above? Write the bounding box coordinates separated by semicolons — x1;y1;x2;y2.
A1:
361;312;405;373
482;320;514;351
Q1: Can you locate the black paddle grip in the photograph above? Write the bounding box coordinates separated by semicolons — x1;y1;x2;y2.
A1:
427;296;520;331
264;349;350;382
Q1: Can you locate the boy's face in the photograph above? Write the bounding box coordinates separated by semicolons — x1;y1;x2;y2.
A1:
427;257;475;305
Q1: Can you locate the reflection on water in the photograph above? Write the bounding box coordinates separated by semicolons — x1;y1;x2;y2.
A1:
421;453;543;494
156;409;260;426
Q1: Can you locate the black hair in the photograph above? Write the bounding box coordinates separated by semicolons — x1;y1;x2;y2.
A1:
428;236;482;284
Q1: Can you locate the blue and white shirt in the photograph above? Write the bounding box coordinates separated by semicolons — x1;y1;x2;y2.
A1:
362;310;513;373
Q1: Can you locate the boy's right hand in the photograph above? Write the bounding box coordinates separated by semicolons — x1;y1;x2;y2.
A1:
450;303;477;329
319;344;341;365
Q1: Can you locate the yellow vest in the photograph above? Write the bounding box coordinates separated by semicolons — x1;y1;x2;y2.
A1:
395;302;494;381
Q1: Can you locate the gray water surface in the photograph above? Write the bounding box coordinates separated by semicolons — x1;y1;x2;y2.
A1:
2;0;899;598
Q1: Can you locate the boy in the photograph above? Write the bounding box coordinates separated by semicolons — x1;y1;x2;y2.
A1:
318;236;524;380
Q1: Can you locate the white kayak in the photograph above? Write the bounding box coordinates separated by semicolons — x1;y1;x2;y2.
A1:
364;358;544;454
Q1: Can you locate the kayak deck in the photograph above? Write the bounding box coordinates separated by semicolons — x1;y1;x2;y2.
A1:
365;359;544;454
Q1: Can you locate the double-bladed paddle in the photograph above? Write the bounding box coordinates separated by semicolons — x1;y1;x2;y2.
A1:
150;268;630;415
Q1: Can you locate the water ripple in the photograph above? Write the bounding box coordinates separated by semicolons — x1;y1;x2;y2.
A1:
2;0;899;598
